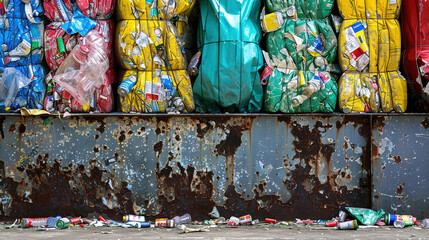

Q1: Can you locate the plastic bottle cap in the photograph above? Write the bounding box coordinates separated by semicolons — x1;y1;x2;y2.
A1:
123;216;126;222
80;45;90;54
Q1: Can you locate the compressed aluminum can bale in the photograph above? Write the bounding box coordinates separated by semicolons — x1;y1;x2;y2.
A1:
0;18;44;67
115;20;187;71
337;0;406;113
266;0;334;19
116;0;196;21
119;69;194;113
264;69;337;113
401;0;429;112
45;19;115;71
44;0;116;21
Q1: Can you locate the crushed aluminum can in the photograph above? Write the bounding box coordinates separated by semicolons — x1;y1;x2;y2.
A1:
265;218;277;224
227;216;239;226
326;221;338;227
239;215;252;225
166;219;175;228
394;220;414;228
337;220;358;230
155;218;167;227
21;218;49;228
338;210;347;222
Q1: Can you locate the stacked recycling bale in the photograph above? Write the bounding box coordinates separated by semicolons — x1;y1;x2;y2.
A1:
43;0;116;113
402;0;429;112
337;0;407;113
0;0;46;111
115;0;195;113
263;0;338;113
192;0;264;113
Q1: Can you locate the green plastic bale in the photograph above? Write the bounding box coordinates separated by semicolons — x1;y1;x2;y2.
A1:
266;18;337;71
266;0;334;19
193;0;264;113
264;69;338;113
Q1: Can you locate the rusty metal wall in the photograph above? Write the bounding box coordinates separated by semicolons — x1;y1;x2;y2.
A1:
372;115;429;219
0;113;414;220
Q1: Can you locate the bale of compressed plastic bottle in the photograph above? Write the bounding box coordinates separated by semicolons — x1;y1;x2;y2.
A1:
115;0;195;113
262;0;339;113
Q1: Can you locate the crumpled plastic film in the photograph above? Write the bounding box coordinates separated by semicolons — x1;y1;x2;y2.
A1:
0;65;47;111
345;207;385;226
266;0;334;19
119;69;194;113
338;71;407;113
337;0;406;113
115;20;186;71
0;18;44;67
44;69;115;113
264;69;337;113
116;0;196;21
402;0;429;112
193;0;264;113
43;0;116;21
266;18;337;71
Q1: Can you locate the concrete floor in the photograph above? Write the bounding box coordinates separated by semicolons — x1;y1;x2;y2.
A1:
0;224;428;240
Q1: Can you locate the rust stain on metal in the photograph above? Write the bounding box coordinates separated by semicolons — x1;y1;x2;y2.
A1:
196;119;214;139
0;116;5;139
276;116;291;124
8;124;16;133
388;154;402;164
118;131;126;142
421;118;429;129
18;124;26;134
3;155;133;219
153;141;163;155
397;183;405;195
154;161;215;220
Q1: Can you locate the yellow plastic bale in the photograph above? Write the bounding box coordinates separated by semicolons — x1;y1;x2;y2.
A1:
337;0;401;19
338;71;407;113
116;0;196;20
119;70;195;113
115;20;186;71
338;19;401;72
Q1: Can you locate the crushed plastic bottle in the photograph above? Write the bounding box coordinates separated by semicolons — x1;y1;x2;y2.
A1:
55;45;90;75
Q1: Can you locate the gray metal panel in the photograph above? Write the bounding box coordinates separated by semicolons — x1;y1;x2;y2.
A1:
372;116;429;219
0;114;374;220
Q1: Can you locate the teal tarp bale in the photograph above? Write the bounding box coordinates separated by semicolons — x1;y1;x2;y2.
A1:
193;0;264;113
